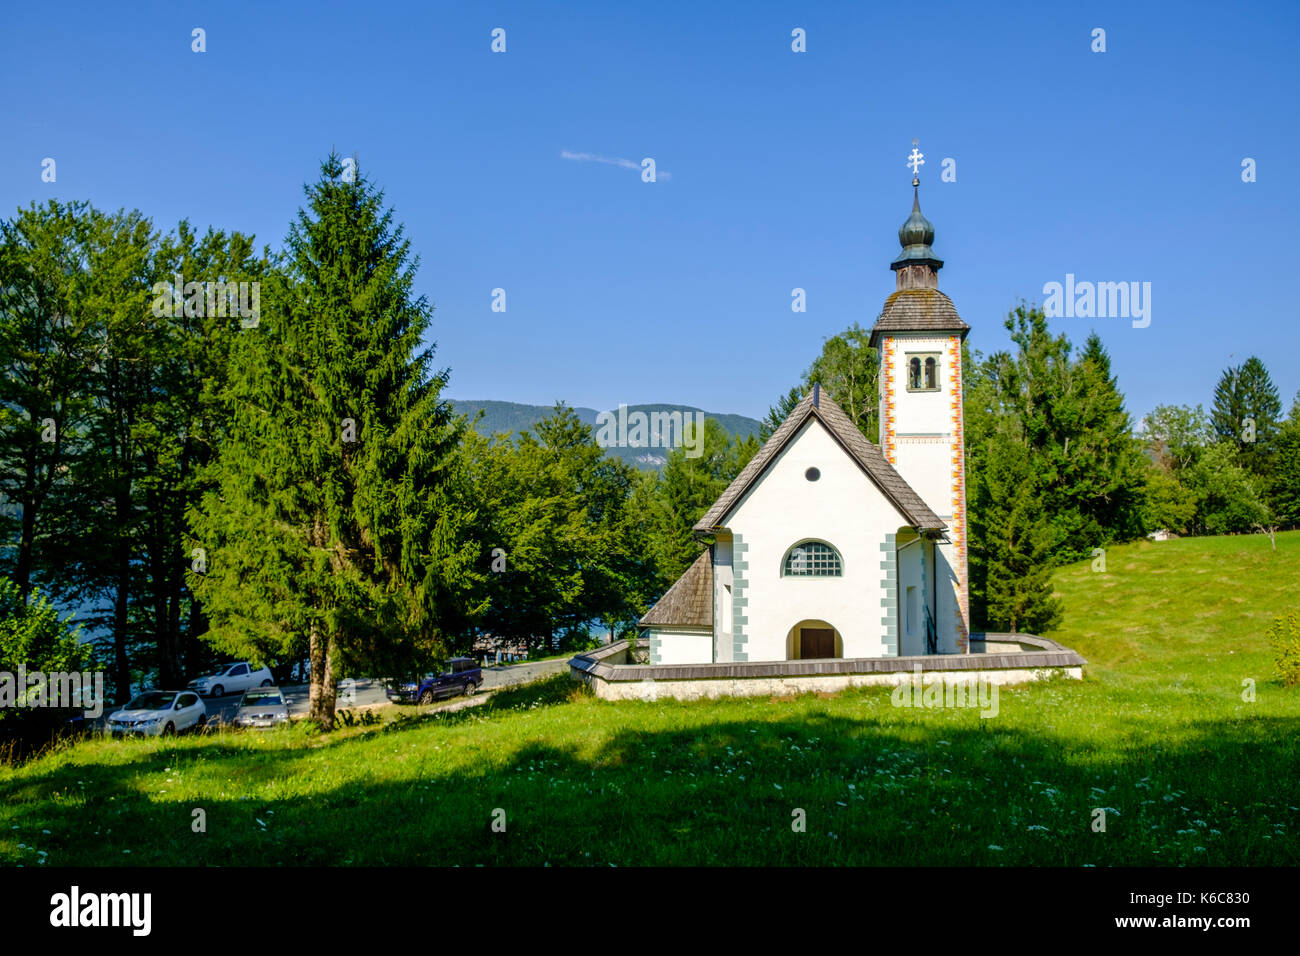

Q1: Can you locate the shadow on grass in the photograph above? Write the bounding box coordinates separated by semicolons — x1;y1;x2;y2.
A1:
3;680;1297;867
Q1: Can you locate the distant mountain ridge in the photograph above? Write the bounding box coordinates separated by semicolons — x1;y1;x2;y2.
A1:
449;399;761;470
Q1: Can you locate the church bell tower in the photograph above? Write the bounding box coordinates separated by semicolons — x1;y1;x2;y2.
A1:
869;154;971;653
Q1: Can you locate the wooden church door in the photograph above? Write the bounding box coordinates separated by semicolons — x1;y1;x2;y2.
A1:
802;628;835;659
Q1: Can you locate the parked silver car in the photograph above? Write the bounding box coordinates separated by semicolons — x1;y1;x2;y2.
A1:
232;687;290;729
188;662;273;698
107;691;206;737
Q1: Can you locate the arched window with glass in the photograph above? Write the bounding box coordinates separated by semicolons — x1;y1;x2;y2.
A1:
783;541;843;577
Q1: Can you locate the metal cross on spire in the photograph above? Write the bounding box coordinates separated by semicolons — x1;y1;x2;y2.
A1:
907;139;925;186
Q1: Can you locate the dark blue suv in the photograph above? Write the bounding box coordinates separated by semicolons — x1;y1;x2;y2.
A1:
386;658;482;704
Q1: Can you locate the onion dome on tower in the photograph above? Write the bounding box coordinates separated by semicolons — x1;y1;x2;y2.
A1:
869;165;968;348
891;185;944;282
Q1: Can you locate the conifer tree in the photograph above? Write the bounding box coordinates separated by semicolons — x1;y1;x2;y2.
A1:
0;200;98;604
76;207;159;703
189;155;480;727
969;419;1064;634
965;310;1142;628
1212;356;1282;475
1070;333;1147;543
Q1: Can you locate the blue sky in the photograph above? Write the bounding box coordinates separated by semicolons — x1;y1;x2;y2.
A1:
3;0;1298;423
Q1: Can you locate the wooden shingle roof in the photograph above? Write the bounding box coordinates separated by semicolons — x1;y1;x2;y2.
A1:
639;550;713;630
692;389;946;535
867;288;970;347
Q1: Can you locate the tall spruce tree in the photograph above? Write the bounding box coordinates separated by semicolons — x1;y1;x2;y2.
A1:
965;309;1143;628
77;207;159;703
986;308;1144;562
1212;356;1282;475
140;224;270;686
0;200;98;604
1070;333;1147;543
189;155;479;727
968;417;1064;634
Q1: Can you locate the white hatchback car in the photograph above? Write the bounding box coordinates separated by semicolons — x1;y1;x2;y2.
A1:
107;691;206;737
187;662;274;698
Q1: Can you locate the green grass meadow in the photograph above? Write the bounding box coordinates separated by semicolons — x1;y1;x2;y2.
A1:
3;532;1298;866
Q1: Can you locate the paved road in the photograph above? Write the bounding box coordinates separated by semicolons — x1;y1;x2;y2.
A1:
202;657;573;723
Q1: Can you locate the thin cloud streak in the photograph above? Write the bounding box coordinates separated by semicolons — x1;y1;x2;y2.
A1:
560;150;671;180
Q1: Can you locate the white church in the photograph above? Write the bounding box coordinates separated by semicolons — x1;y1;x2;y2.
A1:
640;182;972;665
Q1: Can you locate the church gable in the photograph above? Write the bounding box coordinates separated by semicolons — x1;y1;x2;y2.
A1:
722;412;912;543
693;388;944;535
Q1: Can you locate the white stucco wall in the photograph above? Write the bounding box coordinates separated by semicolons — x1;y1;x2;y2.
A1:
650;628;713;665
897;534;925;656
713;535;734;663
934;538;962;653
723;417;912;662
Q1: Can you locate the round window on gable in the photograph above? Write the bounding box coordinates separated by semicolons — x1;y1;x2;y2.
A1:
805;467;820;482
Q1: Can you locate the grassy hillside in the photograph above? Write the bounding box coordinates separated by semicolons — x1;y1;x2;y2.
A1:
450;399;760;470
2;533;1297;866
1052;531;1295;678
